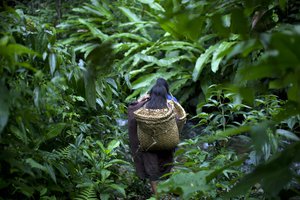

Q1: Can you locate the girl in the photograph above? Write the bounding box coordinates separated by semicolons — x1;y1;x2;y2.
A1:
127;83;175;195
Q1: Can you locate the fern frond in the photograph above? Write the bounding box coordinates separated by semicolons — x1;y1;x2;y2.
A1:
74;186;98;200
55;145;72;159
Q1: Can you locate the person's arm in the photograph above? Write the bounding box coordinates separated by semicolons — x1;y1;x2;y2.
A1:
137;94;150;102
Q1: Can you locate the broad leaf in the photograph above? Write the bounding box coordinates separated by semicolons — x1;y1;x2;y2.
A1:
46;123;66;140
49;53;56;76
211;41;236;73
106;140;120;153
192;44;218;82
158;171;213;199
26;158;46;171
276;129;300;141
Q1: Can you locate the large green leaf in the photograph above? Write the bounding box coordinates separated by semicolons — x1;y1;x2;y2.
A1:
81;3;112;19
130;73;157;90
226;39;261;60
48;53;56;76
211;41;236;73
192;44;218;82
118;6;150;39
135;53;191;67
158;171;213;199
90;0;113;18
131;71;177;90
26;158;46;171
138;0;165;12
4;44;37;56
118;7;141;22
78;18;108;40
106;140;120;154
276;129;300;141
108;33;149;42
146;40;202;54
45;123;66;140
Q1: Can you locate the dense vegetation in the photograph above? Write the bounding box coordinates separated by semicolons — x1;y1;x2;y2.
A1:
1;0;300;199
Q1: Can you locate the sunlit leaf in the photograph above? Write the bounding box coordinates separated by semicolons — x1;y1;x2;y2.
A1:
211;41;236;73
192;44;218;82
49;53;56;76
6;44;37;56
131;73;157;90
107;140;120;153
108;33;149;42
276;129;300;141
226;39;261;60
158;171;213;199
78;18;108;40
90;0;112;19
138;0;165;11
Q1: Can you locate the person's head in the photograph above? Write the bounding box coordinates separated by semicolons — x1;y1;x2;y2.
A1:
146;84;167;109
156;78;170;95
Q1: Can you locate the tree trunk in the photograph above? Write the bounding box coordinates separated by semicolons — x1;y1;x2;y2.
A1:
56;0;62;21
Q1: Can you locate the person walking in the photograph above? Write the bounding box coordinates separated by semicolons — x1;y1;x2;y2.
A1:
127;80;178;196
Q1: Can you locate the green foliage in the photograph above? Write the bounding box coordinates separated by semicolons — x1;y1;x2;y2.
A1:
159;171;214;199
226;141;300;199
74;186;98;200
157;86;297;199
1;0;300;199
0;3;131;199
57;0;200;102
158;137;245;199
149;0;300;199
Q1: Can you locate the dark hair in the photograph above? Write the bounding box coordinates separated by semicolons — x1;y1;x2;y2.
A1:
156;78;170;95
146;84;167;109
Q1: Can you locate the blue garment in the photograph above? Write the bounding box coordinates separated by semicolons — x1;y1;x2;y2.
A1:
167;94;178;102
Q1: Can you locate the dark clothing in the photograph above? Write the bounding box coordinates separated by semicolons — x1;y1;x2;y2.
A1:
127;99;174;181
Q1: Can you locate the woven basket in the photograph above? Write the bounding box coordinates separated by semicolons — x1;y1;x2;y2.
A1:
134;106;179;151
168;100;187;132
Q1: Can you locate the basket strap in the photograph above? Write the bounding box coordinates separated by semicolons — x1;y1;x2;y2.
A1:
145;136;157;151
167;100;175;112
170;93;174;100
